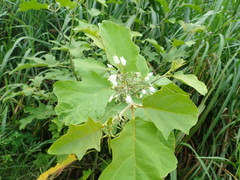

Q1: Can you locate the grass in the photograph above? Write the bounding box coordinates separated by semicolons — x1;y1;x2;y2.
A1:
0;0;239;179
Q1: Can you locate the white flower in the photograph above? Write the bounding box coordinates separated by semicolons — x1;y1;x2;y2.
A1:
107;64;114;68
135;72;141;77
113;55;120;64
144;72;153;81
144;76;150;81
149;87;156;93
120;56;126;66
142;89;147;95
147;72;153;77
125;95;133;104
108;95;114;102
139;89;147;98
108;74;117;87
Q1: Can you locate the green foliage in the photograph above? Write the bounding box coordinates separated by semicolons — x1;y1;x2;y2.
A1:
44;20;204;179
19;0;49;11
48;118;102;160
173;71;208;96
19;103;55;129
54;72;114;125
156;0;171;13
99;21;140;73
99;118;177;180
11;54;59;73
55;0;77;9
1;0;239;179
143;86;198;139
73;58;108;78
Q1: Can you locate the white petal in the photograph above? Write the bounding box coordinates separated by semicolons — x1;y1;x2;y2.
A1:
113;55;120;64
112;81;117;87
125;95;133;104
147;72;153;77
107;64;114;68
120;56;126;66
149;87;156;93
108;95;114;102
141;89;147;95
144;76;150;81
108;74;117;82
135;72;141;77
108;75;117;87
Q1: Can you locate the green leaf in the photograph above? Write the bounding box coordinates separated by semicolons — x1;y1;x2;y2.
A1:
172;39;196;47
19;0;49;11
55;0;77;9
173;71;208;95
143;86;198;139
99;102;127;123
106;0;122;4
164;83;189;95
162;47;189;62
48;118;102;160
54;72;114;124
52;39;90;58
99;118;177;180
144;38;165;53
74;21;103;49
130;31;142;38
185;40;196;47
152;76;172;87
74;21;99;36
73;58;108;78
165;18;176;23
79;169;92;180
20;103;55;130
170;58;186;72
44;69;75;81
172;39;185;47
10;54;59;73
156;0;171;13
96;0;107;7
182;3;202;13
99;21;139;72
179;21;206;32
30;76;44;88
136;55;149;77
152;77;188;95
87;8;102;17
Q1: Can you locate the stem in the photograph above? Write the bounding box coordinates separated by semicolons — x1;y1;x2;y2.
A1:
48;2;67;44
131;105;135;119
134;103;143;108
69;53;81;81
150;73;170;84
118;104;132;119
91;151;99;180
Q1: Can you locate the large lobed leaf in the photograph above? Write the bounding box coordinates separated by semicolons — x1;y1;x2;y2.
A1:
99;21;148;74
143;86;198;139
48;118;102;160
99;118;177;180
73;58;108;79
54;72;114;124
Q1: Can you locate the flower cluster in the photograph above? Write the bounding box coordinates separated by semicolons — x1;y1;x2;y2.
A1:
107;55;157;105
